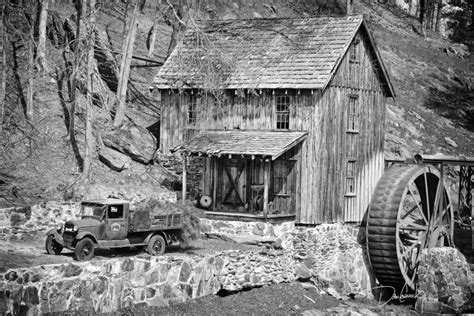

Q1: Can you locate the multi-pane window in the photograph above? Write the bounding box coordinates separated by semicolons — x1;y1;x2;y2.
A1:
350;39;360;62
273;160;289;195
347;95;359;132
276;95;290;129
188;95;197;125
346;161;356;194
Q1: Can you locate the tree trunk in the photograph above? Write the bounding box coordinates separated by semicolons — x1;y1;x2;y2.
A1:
113;0;138;128
69;0;82;141
419;0;427;36
26;1;36;120
83;0;95;178
434;0;443;32
165;0;189;57
0;7;6;134
36;0;49;74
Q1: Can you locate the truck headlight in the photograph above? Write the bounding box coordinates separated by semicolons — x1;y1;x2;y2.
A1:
73;225;78;231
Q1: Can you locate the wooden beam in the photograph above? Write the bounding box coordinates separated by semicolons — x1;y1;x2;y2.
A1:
212;158;218;211
182;154;187;201
263;160;270;222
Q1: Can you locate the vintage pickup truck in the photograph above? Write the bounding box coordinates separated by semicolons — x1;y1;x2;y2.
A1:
45;199;183;261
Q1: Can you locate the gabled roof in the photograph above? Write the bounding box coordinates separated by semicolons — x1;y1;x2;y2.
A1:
172;130;308;160
153;15;395;97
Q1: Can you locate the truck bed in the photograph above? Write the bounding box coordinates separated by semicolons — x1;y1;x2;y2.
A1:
129;210;183;232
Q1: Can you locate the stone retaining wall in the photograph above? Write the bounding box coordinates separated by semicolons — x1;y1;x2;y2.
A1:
0;211;373;314
0;249;295;314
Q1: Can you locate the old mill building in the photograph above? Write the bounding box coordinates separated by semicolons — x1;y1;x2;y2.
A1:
153;15;395;224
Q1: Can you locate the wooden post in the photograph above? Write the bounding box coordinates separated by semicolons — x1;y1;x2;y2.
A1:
182;154;187;201
263;159;270;222
212;158;218;211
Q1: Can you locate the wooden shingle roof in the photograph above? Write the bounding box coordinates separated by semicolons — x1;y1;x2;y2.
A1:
153;15;395;97
172;130;308;160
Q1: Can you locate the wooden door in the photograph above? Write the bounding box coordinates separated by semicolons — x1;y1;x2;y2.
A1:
219;158;247;211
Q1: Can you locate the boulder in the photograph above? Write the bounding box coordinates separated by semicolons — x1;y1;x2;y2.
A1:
416;247;472;313
103;122;157;164
98;146;130;172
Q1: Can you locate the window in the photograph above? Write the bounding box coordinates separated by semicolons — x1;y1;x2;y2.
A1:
346;161;356;194
276;95;290;129
108;205;124;219
273;160;289;195
350;39;360;63
347;95;359;132
188;95;197;125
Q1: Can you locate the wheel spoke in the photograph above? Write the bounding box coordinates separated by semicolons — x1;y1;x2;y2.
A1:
399;221;428;231
423;172;431;221
406;185;429;225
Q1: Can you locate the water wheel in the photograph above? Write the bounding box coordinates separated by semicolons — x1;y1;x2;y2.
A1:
366;165;453;290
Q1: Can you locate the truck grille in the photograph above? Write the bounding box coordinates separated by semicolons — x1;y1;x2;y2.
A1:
64;222;75;233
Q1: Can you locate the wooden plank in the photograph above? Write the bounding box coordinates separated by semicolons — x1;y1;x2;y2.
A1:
182;154;187;201
263;160;270;221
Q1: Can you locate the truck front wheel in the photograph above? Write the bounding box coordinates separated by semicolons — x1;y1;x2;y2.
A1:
75;238;95;261
45;235;63;255
147;235;165;256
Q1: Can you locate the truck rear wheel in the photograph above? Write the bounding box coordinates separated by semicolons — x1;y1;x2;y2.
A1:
75;238;95;261
45;235;63;255
147;235;165;256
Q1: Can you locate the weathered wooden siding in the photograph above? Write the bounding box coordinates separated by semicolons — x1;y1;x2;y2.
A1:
323;30;386;223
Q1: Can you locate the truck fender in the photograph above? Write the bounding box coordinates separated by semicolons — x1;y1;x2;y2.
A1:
45;229;64;246
144;231;168;246
76;231;98;244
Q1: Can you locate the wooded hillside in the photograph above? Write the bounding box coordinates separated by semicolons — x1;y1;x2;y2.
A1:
0;0;472;207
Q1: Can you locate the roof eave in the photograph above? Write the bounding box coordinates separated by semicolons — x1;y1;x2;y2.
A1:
360;19;396;98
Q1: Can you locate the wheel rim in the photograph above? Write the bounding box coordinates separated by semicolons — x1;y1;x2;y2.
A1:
396;167;453;289
80;243;92;259
152;239;163;254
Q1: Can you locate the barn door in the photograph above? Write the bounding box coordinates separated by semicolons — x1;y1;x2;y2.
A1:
220;158;246;210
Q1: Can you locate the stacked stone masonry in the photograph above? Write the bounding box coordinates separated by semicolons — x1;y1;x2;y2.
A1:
1;204;374;314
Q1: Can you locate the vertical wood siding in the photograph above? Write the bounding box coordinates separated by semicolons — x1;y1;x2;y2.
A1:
159;29;388;224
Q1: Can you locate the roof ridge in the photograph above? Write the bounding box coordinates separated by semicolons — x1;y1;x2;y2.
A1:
194;14;364;24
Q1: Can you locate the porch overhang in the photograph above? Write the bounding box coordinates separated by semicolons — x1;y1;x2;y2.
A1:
172;130;308;160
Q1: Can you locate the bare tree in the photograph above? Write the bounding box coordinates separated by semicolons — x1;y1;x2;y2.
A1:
26;1;37;120
0;5;6;133
83;0;96;177
36;0;49;74
162;0;190;57
113;0;139;128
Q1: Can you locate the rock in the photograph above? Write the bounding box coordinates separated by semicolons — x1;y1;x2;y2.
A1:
295;263;312;281
444;137;458;148
326;287;342;300
103;121;157;164
98;146;130;172
416;247;472;312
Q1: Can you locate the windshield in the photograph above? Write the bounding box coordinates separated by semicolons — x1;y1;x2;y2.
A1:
80;204;105;219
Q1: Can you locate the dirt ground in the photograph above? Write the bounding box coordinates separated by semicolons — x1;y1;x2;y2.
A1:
0;232;262;273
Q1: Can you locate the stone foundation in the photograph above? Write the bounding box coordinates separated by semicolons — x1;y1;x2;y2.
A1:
294;224;373;297
0;213;374;314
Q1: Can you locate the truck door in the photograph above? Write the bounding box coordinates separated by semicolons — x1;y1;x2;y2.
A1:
104;205;128;240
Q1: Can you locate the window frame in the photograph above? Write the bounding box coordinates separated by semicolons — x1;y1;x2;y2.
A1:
345;161;356;196
349;39;360;63
188;94;198;125
275;95;290;130
347;94;359;133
